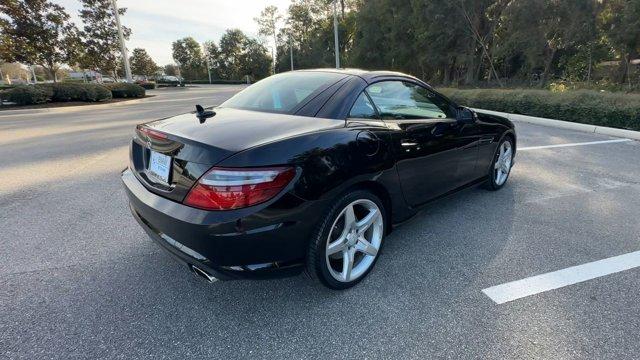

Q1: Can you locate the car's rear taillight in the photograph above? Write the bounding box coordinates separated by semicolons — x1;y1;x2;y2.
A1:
183;167;296;210
136;125;167;140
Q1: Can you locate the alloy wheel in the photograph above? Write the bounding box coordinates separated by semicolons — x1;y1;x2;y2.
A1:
325;199;384;283
495;140;513;186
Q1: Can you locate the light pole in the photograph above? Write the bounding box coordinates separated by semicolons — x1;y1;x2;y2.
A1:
272;33;277;74
111;0;132;82
332;0;340;69
289;33;294;71
204;43;212;84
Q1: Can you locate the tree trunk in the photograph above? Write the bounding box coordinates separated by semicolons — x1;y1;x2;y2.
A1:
443;64;450;85
627;48;639;89
540;47;557;87
586;44;592;84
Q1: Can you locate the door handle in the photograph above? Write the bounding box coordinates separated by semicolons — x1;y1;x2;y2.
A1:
401;141;419;147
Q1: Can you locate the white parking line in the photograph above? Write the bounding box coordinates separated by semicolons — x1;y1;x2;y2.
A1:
482;250;640;304
519;138;632;151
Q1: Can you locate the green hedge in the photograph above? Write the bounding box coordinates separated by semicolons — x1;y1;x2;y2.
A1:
1;83;113;105
47;83;112;102
439;88;640;131
137;82;156;90
105;83;146;98
1;85;53;105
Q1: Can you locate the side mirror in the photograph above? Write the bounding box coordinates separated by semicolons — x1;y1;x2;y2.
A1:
456;106;476;124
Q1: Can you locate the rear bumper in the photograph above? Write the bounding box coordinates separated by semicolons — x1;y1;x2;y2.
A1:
122;168;325;280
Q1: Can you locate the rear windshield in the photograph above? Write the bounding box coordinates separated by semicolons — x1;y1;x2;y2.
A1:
221;72;346;114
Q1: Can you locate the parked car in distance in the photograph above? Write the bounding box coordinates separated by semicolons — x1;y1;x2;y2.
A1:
122;69;516;289
156;75;182;87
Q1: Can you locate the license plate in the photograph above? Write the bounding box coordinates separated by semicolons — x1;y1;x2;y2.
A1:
148;151;171;183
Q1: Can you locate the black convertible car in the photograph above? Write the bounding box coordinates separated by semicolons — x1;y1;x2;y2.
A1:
122;69;516;289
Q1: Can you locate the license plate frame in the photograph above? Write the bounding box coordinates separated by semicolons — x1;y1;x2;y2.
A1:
148;150;171;184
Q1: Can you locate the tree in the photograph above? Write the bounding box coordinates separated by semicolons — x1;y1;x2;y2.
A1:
240;38;272;80
78;0;131;77
210;29;272;81
203;41;222;79
163;64;179;76
599;0;640;86
0;0;81;82
172;37;204;80
217;29;245;79
129;48;158;76
255;5;282;74
274;0;349;73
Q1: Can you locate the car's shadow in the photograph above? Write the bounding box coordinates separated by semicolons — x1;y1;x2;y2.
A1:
4;180;517;358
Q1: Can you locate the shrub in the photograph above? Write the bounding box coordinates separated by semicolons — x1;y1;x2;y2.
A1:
137;82;156;90
439;88;640;131
0;83;113;105
105;83;146;98
90;84;113;102
1;85;53;105
45;83;112;102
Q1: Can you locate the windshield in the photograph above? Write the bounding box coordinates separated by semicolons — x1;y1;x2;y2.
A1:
221;71;347;114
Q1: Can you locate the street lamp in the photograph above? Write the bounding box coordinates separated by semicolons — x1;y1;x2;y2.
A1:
111;0;132;82
289;32;294;71
204;43;212;84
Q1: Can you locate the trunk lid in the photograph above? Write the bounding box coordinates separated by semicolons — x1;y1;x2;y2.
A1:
130;107;343;202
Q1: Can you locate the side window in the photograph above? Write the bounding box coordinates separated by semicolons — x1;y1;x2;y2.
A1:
366;81;453;120
348;91;378;119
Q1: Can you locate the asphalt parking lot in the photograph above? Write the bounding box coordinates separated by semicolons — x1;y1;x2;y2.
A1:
1;85;639;359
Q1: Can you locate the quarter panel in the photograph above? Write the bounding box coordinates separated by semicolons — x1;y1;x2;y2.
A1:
218;127;412;223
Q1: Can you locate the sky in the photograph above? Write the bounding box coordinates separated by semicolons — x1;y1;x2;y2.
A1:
57;0;293;65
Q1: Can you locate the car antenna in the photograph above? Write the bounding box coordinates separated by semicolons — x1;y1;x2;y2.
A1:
195;104;216;124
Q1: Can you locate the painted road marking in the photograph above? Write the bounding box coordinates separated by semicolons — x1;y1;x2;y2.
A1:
519;138;632;151
482;250;640;304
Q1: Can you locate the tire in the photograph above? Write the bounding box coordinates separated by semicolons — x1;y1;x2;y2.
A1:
306;190;386;290
485;136;514;191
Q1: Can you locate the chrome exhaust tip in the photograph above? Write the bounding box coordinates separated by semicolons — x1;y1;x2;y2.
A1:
191;264;218;283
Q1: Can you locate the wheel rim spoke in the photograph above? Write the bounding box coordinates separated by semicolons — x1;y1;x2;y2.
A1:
343;204;356;229
356;236;378;257
356;208;379;234
504;148;512;160
327;239;347;256
342;248;355;281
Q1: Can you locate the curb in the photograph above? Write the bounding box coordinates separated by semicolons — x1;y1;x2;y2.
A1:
473;108;640;141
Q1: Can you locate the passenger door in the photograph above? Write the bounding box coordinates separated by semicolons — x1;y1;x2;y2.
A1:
365;80;476;206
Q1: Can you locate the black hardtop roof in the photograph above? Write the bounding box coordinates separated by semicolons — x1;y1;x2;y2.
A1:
296;68;422;84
